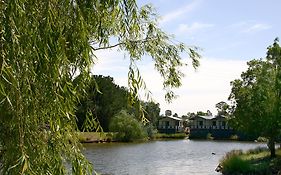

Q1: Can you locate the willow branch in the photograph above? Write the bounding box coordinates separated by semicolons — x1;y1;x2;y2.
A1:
93;42;124;51
92;37;157;51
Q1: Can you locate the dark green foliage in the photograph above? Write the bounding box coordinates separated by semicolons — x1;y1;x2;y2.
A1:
144;123;158;138
109;110;147;142
216;101;230;116
142;101;161;127
76;75;129;131
221;155;251;174
75;75;161;132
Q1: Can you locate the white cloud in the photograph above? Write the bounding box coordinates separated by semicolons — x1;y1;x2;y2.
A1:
159;0;201;25
91;48;129;86
178;22;214;34
135;58;248;116
92;48;248;117
229;21;272;33
242;23;272;33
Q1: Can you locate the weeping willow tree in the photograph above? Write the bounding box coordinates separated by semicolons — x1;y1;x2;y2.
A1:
0;0;200;174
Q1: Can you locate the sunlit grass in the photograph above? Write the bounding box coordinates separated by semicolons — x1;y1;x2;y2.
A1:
220;147;281;174
153;133;187;139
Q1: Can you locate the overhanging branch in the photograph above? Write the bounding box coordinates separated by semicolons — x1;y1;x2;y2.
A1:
92;37;157;51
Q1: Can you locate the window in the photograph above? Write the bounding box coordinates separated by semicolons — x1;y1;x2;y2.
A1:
199;121;203;126
212;121;216;126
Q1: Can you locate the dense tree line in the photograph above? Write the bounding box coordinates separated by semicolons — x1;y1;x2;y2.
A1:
76;75;129;131
76;75;161;132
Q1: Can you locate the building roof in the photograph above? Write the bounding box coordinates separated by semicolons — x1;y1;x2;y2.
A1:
197;115;216;120
160;115;182;121
190;115;228;120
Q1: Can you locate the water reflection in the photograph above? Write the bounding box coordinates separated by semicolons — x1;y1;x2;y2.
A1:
83;140;266;175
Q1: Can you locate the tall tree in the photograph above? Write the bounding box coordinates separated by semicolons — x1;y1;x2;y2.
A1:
142;101;161;127
76;75;129;131
196;111;209;116
229;39;281;157
0;0;200;174
215;101;229;116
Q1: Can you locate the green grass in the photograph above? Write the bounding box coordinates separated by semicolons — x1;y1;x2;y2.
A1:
78;132;186;142
219;147;281;174
153;133;187;139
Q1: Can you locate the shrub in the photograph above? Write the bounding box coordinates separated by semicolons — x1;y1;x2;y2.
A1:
144;123;158;138
221;155;251;174
220;150;251;174
109;110;147;142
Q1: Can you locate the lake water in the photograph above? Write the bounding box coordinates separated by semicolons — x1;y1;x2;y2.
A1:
83;140;266;175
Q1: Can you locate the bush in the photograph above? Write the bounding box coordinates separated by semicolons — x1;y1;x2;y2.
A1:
144;123;158;138
109;110;147;142
221;155;251;174
220;150;251;174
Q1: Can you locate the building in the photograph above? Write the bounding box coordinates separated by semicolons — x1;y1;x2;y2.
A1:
189;115;234;139
189;115;230;130
158;110;183;134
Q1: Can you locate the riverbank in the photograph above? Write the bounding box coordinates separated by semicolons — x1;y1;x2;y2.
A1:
152;133;187;140
78;132;115;143
218;147;281;174
78;132;187;143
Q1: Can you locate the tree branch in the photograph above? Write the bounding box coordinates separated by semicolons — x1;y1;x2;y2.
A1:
93;42;125;51
92;37;156;51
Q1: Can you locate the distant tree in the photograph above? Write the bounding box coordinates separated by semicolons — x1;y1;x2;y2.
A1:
165;110;172;116
76;75;129;131
215;101;230;116
142;101;161;127
186;112;196;118
196;111;209;116
229;39;281;157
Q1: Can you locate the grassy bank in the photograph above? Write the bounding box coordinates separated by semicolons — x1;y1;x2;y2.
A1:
78;132;114;143
152;133;187;139
78;132;187;143
219;147;281;174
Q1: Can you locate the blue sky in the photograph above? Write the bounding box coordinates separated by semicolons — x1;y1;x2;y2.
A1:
93;0;281;116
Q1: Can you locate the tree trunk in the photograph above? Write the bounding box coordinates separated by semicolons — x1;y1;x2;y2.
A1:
268;137;276;158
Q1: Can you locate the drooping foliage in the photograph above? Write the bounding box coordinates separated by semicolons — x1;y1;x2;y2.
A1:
228;38;281;157
0;0;200;174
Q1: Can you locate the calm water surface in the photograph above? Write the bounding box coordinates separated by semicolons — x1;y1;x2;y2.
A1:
83;140;266;175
